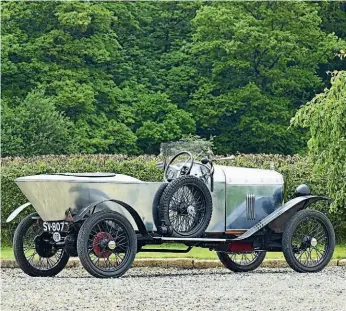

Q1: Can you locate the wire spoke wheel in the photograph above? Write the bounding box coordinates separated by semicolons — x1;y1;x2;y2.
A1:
77;211;137;278
13;213;69;277
22;224;64;270
159;176;213;238
291;217;328;267
282;209;335;273
168;185;206;234
86;220;130;271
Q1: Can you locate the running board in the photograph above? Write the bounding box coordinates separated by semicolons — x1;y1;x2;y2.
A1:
153;237;228;242
139;246;193;253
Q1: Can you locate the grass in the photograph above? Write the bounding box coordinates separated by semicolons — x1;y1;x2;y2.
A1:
1;244;345;260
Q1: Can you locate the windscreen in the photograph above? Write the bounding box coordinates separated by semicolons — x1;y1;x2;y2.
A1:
160;137;213;159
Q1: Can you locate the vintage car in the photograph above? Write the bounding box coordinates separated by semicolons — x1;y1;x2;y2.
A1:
7;150;335;278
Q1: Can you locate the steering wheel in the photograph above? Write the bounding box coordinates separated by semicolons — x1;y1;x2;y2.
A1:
164;151;194;182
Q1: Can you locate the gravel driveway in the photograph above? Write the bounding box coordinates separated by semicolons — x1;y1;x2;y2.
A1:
1;267;345;311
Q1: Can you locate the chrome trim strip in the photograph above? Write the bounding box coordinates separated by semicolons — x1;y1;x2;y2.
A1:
246;194;255;221
252;194;255;220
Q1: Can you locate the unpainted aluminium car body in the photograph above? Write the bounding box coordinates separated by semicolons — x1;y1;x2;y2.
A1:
8;163;325;239
10;164;283;232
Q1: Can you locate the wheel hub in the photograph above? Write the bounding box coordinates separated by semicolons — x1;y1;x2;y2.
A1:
300;236;311;251
301;235;318;250
34;233;57;258
187;205;196;216
177;203;188;215
92;232;113;258
310;237;318;247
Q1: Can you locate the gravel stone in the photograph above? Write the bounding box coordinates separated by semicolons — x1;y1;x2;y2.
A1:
1;267;345;311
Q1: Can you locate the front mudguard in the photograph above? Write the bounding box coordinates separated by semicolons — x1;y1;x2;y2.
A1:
6;202;32;223
235;195;331;240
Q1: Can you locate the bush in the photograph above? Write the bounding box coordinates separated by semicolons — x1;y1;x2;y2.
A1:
1;90;74;157
1;153;344;245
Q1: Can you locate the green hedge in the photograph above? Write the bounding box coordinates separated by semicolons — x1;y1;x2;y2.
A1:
1;154;344;245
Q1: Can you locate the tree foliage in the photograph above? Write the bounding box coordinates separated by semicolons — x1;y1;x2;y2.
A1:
1;2;345;156
189;2;342;154
292;65;346;230
1;2;195;155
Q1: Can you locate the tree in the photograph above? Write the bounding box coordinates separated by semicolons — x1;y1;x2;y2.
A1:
189;2;341;154
292;64;346;234
133;92;195;153
1;2;196;155
1;2;345;156
1;90;74;156
318;2;346;81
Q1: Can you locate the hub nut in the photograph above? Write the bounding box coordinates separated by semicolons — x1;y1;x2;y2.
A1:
187;205;196;216
52;232;61;242
108;240;116;250
310;238;318;247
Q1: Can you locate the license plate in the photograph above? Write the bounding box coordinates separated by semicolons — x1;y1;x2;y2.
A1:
43;221;69;232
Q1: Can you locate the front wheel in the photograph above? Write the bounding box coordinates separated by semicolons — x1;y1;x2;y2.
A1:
77;211;137;278
217;251;266;272
13;213;69;277
282;209;335;273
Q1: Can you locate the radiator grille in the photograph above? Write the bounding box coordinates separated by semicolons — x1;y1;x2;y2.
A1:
246;194;255;220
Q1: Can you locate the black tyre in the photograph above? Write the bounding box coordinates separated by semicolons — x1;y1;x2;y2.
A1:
159;175;213;237
77;211;137;278
217;251;266;272
152;183;168;233
13;213;69;277
282;209;335;273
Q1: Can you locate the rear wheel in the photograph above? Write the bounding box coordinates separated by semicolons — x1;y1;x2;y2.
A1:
13;213;69;277
77;211;137;278
217;251;266;272
282;209;335;273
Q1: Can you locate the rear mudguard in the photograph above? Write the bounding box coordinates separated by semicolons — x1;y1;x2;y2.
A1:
72;199;150;238
234;195;331;240
6;202;32;223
